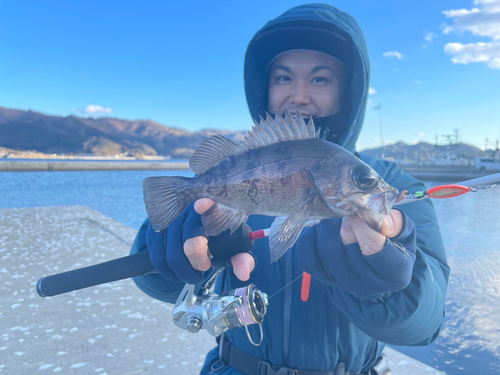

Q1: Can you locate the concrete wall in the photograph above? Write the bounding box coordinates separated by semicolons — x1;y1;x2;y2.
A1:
0;160;189;171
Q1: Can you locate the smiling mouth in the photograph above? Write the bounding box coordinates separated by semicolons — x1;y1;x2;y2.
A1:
288;110;312;117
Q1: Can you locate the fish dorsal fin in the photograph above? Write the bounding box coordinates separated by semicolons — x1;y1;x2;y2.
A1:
189;134;240;175
189;110;317;175
239;110;318;152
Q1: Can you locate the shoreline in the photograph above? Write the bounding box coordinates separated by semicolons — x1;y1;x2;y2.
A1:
0;159;189;171
0;158;497;182
1;159;497;182
398;165;494;181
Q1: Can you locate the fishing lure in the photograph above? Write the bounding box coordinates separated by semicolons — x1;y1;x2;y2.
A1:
404;183;497;200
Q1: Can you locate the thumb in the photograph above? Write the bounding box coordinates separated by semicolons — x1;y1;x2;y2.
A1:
194;198;215;215
231;252;255;281
381;209;404;238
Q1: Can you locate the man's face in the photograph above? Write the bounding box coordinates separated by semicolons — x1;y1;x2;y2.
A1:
267;50;347;118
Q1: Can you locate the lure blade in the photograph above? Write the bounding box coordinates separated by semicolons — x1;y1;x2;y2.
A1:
427;184;471;199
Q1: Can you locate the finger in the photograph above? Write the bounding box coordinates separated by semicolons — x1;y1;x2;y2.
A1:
194;198;216;215
348;214;386;256
231;252;255;281
380;209;404;238
339;216;357;245
183;236;211;271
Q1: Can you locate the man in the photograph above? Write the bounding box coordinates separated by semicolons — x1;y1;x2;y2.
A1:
131;4;449;374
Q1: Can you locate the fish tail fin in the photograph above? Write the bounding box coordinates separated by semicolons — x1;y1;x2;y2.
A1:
143;176;192;232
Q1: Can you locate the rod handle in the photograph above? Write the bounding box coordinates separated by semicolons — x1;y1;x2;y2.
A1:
36;250;155;297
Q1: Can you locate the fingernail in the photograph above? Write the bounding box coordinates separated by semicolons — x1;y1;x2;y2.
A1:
384;215;394;230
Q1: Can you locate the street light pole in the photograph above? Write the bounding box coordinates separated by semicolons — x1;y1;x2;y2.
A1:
374;103;384;159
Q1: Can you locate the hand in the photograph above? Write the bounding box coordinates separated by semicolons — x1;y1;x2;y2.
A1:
187;198;255;281
147;199;255;285
297;209;416;295
339;210;404;256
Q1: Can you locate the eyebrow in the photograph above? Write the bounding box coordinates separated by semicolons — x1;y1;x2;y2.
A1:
273;65;292;73
311;65;334;73
273;65;334;74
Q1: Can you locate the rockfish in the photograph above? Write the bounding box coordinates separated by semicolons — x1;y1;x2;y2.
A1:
143;111;405;262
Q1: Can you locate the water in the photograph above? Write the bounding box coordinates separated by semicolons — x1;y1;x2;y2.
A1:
1;170;500;374
393;180;500;374
0;169;194;229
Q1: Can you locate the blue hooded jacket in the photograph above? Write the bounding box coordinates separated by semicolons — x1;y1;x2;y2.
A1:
130;4;449;374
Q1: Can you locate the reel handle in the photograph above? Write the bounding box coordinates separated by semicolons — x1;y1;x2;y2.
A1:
36;250;155;297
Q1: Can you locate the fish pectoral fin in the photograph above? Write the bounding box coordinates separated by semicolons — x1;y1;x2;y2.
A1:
202;203;247;237
269;191;317;263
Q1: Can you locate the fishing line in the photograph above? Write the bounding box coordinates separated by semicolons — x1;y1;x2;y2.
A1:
267;273;303;300
258;174;500;299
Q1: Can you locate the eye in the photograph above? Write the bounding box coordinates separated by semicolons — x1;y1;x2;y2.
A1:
351;166;378;191
311;76;329;84
275;75;292;83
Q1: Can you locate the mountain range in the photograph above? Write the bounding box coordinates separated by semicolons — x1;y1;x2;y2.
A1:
361;141;483;162
0;106;484;160
0;106;246;158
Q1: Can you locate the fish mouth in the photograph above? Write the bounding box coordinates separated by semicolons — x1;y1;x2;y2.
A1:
368;189;398;216
358;189;399;230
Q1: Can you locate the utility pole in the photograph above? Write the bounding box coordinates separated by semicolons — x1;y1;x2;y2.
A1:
373;103;384;159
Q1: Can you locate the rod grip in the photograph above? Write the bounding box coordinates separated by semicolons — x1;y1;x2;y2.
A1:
36;250;155;297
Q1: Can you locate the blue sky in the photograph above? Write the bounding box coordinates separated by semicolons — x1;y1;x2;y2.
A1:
1;0;499;151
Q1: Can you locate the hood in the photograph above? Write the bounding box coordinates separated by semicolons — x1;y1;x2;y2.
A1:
244;3;370;153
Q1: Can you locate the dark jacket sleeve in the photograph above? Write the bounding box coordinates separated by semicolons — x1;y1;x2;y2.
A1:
308;159;449;346
130;218;186;304
328;197;449;346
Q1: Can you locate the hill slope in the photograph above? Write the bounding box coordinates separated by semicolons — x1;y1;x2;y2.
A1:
0;106;246;158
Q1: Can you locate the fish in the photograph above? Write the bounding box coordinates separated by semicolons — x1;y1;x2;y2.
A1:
143;110;406;262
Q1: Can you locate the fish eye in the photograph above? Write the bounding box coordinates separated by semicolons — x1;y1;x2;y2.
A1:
351;166;377;191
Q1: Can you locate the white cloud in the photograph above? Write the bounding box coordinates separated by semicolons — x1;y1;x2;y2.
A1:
425;32;438;42
369;87;377;95
415;131;425;137
84;105;112;114
444;42;500;68
383;51;403;59
442;0;500;69
413;78;422;84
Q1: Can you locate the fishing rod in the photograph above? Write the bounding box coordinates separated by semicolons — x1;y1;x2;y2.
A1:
36;171;500;298
35;172;500;343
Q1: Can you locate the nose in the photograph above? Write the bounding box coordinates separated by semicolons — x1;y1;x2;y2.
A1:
290;80;311;106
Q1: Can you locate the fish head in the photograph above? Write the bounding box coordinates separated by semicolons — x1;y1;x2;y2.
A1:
311;156;399;230
351;168;399;230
